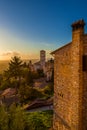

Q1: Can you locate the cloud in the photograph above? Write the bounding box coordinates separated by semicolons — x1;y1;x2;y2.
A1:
0;51;39;60
0;51;21;60
1;51;20;57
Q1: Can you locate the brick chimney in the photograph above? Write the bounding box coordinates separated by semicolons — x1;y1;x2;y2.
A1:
71;19;85;42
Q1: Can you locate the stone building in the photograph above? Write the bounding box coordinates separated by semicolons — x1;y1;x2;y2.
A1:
34;50;46;71
45;58;54;81
51;20;87;130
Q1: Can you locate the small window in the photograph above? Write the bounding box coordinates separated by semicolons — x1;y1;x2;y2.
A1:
83;55;87;71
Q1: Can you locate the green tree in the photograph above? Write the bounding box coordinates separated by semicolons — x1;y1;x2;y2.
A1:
0;74;3;86
37;69;44;77
0;105;9;130
26;70;33;86
6;56;23;90
43;83;54;96
9;104;26;130
27;112;47;130
19;85;43;103
26;111;53;130
9;56;23;79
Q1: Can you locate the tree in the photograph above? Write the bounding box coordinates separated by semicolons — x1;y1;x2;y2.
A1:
7;56;23;90
27;112;47;130
9;104;26;130
0;105;9;130
26;111;53;130
43;83;54;96
0;74;3;86
9;56;23;79
26;70;33;86
18;85;43;103
37;69;44;77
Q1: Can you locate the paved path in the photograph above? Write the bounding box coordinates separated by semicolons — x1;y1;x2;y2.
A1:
27;105;53;112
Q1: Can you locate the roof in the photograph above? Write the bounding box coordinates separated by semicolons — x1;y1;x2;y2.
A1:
51;42;71;55
1;88;16;97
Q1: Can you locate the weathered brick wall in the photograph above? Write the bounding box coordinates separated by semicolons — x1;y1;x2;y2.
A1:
70;28;84;130
53;20;86;130
53;44;72;130
82;34;87;130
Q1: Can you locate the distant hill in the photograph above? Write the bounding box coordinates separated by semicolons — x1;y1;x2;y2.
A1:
0;59;39;74
0;60;9;74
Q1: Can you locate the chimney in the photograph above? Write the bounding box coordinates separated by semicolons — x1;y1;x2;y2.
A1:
71;19;85;42
71;19;85;32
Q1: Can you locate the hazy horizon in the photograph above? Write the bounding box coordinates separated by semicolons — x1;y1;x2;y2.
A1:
1;0;87;60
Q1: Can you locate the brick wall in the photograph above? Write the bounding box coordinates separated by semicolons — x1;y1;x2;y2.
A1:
53;20;87;130
53;44;72;130
82;35;87;130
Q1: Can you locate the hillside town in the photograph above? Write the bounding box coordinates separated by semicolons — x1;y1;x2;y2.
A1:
0;50;54;106
1;0;87;130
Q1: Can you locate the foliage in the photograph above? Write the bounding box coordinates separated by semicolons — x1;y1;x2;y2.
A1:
18;85;43;103
0;105;9;130
0;105;53;130
37;69;44;77
43;83;54;96
8;104;26;130
0;74;3;86
0;79;11;90
25;70;34;86
8;56;22;78
26;110;53;130
0;56;23;91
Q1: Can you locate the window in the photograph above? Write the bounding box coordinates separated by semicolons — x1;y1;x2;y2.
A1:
83;55;87;71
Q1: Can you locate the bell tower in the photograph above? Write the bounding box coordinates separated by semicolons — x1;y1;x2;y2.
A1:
40;50;46;67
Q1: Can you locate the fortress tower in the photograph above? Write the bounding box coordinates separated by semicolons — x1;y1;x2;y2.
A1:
52;19;87;130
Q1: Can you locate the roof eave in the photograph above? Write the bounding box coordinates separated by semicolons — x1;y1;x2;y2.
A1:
51;42;72;55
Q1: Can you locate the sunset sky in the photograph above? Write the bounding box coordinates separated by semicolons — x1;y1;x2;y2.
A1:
0;0;87;60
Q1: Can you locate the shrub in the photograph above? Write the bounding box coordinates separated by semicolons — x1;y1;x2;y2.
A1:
26;110;53;130
0;105;53;130
0;105;9;130
19;85;43;103
43;83;54;96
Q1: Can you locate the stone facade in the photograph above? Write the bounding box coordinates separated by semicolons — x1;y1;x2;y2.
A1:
33;50;54;81
33;50;46;71
45;58;54;81
52;20;87;130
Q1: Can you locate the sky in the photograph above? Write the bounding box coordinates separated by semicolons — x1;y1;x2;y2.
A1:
0;0;87;60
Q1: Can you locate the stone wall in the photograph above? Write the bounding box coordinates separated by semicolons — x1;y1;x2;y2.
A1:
53;20;87;130
70;27;84;130
82;34;87;130
53;43;72;130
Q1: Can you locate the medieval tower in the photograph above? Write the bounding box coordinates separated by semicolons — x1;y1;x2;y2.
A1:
40;50;46;67
52;19;87;130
